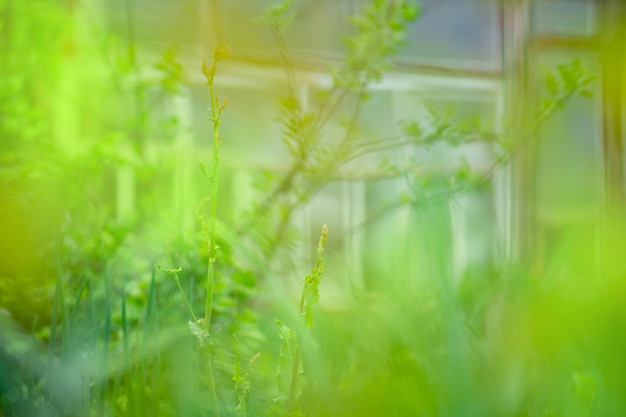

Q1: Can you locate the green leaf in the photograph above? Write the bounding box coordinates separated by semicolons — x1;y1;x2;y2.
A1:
269;320;302;416
259;0;295;31
544;69;559;95
401;2;421;21
400;120;423;141
156;263;182;274
198;160;210;177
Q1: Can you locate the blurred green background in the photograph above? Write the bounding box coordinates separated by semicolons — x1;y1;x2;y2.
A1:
2;1;625;416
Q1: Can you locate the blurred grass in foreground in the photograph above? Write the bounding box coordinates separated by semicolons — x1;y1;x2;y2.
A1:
2;1;624;416
2;213;625;416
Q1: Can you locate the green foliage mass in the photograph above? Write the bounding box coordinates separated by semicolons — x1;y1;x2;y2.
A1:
0;1;616;417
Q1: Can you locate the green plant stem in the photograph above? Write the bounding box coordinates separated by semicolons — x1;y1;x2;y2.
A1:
283;290;307;415
286;345;301;414
204;59;221;334
202;47;229;417
287;225;327;414
175;274;198;322
206;354;220;417
286;288;309;414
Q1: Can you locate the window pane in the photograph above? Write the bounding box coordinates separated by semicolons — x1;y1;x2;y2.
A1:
533;53;602;267
535;53;602;215
216;0;350;58
105;0;201;44
189;84;287;167
358;87;500;293
536;92;602;213
215;0;277;56
533;0;597;36
397;0;501;70
286;0;351;55
394;91;497;174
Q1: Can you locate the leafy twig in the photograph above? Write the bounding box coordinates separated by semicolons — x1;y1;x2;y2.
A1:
199;44;231;417
201;45;230;334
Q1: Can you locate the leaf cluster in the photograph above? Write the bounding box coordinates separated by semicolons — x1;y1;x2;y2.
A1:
267;320;304;417
338;0;420;87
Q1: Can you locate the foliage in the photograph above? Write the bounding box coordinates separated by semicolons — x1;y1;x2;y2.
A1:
268;320;303;417
300;225;328;328
0;1;613;417
238;0;421;264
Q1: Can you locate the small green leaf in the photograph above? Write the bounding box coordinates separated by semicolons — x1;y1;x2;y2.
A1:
199;160;210;177
156;263;182;274
213;45;231;61
544;69;559;95
400;120;423;141
401;2;421;21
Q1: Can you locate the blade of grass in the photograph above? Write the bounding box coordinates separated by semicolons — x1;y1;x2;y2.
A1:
99;245;112;417
146;264;158;331
86;273;98;413
144;263;161;417
68;275;90;332
120;281;138;417
121;281;129;363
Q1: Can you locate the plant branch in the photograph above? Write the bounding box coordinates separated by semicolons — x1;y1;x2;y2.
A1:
201;45;230;417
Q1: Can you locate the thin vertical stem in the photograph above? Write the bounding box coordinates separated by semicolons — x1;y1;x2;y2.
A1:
202;46;230;417
202;51;229;331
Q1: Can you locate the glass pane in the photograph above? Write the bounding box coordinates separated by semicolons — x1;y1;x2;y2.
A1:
451;190;495;272
533;0;596;36
286;0;351;55
216;0;277;56
189;84;287;166
105;0;201;44
358;88;500;292
533;52;602;266
397;0;501;70
308;89;399;173
357;91;397;136
536;94;601;213
535;53;602;215
362;177;462;297
217;0;350;58
394;91;497;173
